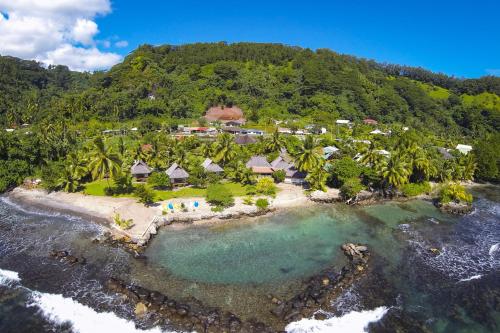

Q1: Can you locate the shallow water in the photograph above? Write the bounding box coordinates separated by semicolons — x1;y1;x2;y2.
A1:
0;186;499;333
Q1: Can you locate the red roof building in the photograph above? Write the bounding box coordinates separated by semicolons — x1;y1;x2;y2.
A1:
204;105;245;124
363;118;378;125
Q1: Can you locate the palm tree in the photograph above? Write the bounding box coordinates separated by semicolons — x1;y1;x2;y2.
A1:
213;133;236;166
117;137;127;157
412;152;437;182
227;161;255;185
306;167;328;192
57;163;83;193
378;153;411;189
293;135;323;172
87;137;122;181
55;152;88;193
265;129;286;153
459;154;477;181
360;142;382;168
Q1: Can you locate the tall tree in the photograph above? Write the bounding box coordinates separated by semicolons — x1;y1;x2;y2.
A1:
87;137;122;181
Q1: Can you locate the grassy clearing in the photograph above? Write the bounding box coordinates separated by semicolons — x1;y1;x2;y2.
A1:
82;179;249;200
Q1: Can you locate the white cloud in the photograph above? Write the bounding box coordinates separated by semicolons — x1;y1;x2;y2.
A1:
0;0;121;71
71;18;98;45
43;44;121;72
115;40;128;48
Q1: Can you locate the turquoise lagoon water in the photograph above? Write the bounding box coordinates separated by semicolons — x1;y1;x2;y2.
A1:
146;200;450;285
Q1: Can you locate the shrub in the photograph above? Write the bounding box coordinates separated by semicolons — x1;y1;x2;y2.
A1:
147;172;171;190
255;177;277;196
135;184;155;206
113;213;133;230
245;185;257;195
438;182;473;204
243;196;254;205
0;159;31;192
340;177;364;200
329;157;362;187
255;198;269;210
188;166;208;188
272;170;286;183
400;182;431;197
206;183;234;209
112;172;134;194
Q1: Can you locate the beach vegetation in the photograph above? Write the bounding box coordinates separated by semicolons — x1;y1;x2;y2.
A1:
340;177;364;201
135;184;156;206
255;177;277;196
113;213;133;230
438;183;473;204
400;182;432;197
272;169;286;183
255;198;269;210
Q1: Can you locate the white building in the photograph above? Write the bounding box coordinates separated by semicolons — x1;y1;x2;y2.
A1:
456;144;472;155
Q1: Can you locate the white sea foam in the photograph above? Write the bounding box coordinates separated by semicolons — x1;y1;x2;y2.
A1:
458;274;483;282
0;267;175;333
285;306;389;333
489;243;499;256
29;291;175;333
0;268;21;285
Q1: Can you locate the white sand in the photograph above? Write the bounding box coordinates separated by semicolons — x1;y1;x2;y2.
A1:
8;183;313;244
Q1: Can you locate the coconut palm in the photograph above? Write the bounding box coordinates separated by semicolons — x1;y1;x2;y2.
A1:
360;142;383;168
87;137;122;181
412;152;438;182
213;133;236;166
293;135;323;172
227;161;255;185
265;129;286;153
57;163;83;193
459;154;477;181
53;151;87;193
377;153;411;189
306;167;328;192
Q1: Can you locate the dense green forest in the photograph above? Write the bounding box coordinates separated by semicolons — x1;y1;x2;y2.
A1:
1;42;499;137
0;42;499;195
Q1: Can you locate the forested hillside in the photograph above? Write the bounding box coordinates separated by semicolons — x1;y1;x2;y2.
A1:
1;42;499;138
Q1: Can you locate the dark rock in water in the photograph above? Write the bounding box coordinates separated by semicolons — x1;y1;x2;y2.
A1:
176;305;189;316
166;300;177;308
149;291;165;305
314;312;328;320
270;243;371;323
280;267;293;274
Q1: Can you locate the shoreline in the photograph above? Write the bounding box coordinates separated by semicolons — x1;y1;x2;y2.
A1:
6;183;313;245
6;182;490;246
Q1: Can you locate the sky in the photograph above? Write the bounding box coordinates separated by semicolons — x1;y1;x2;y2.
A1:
0;0;499;77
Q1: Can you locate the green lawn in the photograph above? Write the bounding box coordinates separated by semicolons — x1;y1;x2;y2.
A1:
82;179;249;200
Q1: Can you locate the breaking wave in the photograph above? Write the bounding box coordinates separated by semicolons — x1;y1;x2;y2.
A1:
0;268;174;333
286;306;389;333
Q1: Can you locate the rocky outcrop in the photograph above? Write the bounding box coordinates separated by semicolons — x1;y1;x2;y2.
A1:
269;243;371;323
49;250;87;265
105;243;371;332
438;202;473;215
93;232;147;259
105;278;275;333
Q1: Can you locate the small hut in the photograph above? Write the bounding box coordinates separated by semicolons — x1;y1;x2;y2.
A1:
202;158;224;174
130;160;152;181
246;155;274;175
166;163;189;185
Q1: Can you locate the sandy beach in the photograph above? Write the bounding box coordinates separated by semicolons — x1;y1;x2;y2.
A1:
7;183;314;244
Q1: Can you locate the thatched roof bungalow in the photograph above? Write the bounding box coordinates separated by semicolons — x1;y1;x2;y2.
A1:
130;160;152;180
202;158;224;174
166;163;189;185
